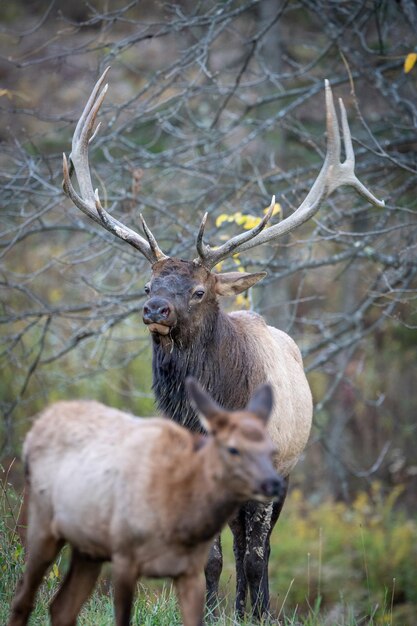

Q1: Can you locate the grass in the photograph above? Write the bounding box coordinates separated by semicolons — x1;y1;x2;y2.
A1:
1;475;416;625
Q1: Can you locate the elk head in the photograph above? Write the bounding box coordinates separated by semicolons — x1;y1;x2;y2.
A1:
142;258;266;341
63;68;384;337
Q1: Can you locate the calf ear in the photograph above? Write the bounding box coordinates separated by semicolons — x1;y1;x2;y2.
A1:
247;384;273;424
185;377;222;433
215;271;266;296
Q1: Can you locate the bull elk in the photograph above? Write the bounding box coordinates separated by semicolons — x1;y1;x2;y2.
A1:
62;67;384;619
8;380;283;626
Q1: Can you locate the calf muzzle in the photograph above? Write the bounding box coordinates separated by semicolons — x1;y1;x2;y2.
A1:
259;475;285;500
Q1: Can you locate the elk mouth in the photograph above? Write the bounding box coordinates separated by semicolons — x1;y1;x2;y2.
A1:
146;322;172;336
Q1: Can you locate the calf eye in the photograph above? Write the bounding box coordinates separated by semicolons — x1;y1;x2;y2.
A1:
227;447;240;456
192;289;205;300
144;283;150;295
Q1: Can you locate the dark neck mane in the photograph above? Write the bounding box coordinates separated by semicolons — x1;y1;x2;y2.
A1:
151;309;261;431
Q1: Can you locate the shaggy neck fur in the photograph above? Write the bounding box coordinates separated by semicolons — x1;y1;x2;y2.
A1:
151;308;262;431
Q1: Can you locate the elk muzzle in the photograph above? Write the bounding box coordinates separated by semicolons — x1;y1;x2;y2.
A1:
259;476;284;499
250;455;285;502
143;297;177;335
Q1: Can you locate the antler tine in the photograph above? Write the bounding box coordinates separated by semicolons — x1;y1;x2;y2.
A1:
196;212;209;262
139;215;168;262
194;196;276;269
336;97;384;206
72;66;110;150
194;80;384;267
68;68;110;204
324;79;341;165
63;67;167;265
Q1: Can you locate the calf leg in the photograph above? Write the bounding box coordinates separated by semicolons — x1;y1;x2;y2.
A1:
49;548;102;626
112;555;138;626
8;531;62;626
228;507;247;619
204;534;222;614
175;572;205;626
244;478;289;621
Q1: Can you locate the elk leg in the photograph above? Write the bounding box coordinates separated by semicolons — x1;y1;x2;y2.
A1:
175;571;205;626
204;534;222;614
112;555;137;626
229;507;248;619
8;531;62;626
244;477;289;621
49;548;102;626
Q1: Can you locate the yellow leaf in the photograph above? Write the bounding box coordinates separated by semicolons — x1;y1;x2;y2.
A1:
215;214;232;228
242;216;262;230
233;211;246;226
404;52;417;73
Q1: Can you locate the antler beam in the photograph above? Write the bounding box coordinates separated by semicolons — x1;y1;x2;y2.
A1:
62;67;167;265
195;80;384;269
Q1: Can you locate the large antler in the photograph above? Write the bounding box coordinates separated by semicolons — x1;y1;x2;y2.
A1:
62;67;167;265
195;80;384;269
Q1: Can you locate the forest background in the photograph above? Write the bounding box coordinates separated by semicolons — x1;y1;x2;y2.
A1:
0;1;416;624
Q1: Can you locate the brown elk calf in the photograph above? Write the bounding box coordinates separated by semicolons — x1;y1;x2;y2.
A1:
8;379;282;626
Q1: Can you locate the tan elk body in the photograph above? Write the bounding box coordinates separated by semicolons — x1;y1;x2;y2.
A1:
8;380;282;626
61;68;384;618
219;309;312;477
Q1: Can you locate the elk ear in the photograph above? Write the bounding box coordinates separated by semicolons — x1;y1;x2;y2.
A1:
185;377;222;433
215;271;267;296
246;384;274;425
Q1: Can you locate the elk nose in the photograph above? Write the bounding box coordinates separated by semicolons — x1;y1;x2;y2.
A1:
143;298;172;324
260;476;284;499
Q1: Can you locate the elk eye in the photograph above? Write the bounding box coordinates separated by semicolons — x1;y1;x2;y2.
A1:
227;447;240;456
144;283;150;295
192;289;205;300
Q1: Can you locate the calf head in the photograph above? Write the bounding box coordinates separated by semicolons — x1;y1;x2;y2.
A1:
142;258;266;343
186;377;284;502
